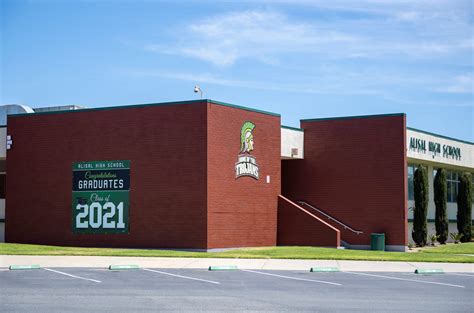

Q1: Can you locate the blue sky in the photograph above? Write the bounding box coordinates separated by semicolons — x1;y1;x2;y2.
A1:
1;0;473;141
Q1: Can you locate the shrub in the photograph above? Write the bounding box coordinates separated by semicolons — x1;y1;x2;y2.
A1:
429;234;439;246
449;232;463;244
457;173;472;243
434;169;448;244
412;165;428;246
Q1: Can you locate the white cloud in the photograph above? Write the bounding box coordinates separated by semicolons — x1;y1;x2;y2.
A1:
133;2;472;109
438;75;474;94
241;0;471;20
144;6;472;67
394;11;420;22
128;67;473;107
381;94;473;108
130;69;379;95
169;10;359;66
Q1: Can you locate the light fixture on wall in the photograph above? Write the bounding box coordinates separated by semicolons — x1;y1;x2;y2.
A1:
194;85;203;99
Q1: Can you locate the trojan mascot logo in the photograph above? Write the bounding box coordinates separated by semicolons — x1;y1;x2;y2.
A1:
235;121;259;179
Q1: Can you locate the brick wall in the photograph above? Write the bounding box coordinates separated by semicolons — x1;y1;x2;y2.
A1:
6;102;208;248
282;114;407;247
277;196;340;247
206;103;281;248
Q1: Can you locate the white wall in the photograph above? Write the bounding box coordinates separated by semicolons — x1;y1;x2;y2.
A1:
0;127;6;158
406;129;473;244
407;165;461;221
407;163;473;244
407;128;473;170
408;222;460;244
281;127;304;159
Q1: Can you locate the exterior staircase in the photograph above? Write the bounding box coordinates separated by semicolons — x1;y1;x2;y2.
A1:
297;201;363;248
277;196;341;248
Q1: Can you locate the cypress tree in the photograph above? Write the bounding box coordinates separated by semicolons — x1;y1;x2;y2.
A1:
434;169;448;244
412;165;428;246
457;173;472;243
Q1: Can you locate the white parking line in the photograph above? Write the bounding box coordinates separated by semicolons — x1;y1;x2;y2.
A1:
43;268;101;283
142;268;220;285
242;269;341;286
344;272;465;288
446;273;474;277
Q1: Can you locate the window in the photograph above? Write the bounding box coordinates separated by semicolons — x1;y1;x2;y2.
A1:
0;174;5;199
446;170;459;203
433;168;439;198
407;164;416;200
471;173;474;203
0;160;5;199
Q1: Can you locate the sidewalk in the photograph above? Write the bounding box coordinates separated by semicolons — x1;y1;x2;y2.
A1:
1;255;472;272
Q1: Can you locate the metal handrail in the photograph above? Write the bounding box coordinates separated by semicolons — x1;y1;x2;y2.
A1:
298;201;363;235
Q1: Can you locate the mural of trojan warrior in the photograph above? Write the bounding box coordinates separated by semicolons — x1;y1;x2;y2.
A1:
240;121;255;154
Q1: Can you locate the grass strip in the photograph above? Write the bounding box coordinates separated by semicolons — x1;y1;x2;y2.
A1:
1;243;473;263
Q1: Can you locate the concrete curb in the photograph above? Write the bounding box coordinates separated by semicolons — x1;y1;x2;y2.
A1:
108;265;139;270
9;264;41;270
208;265;238;271
414;268;444;274
310;267;340;272
0;255;472;272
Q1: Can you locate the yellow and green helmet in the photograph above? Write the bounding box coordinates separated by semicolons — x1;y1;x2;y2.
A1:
240;121;255;154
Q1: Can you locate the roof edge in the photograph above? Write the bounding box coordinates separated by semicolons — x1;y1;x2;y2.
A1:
301;113;405;123
8;99;206;118
8;99;280;118
281;125;304;132
407;127;473;145
207;100;280;117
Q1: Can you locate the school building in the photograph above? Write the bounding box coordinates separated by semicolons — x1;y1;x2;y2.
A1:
0;100;472;251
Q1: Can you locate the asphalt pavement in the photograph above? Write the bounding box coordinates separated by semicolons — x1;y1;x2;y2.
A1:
1;267;473;312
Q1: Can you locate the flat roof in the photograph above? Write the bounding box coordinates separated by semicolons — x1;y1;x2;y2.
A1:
407;127;473;145
301;113;472;145
301;113;405;122
281;125;304;132
8;99;280;118
5;102;472;145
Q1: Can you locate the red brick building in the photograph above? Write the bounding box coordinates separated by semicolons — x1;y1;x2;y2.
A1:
3;100;472;251
281;114;407;251
5;100;280;249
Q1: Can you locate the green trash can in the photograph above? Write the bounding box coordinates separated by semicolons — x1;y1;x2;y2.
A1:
371;233;385;251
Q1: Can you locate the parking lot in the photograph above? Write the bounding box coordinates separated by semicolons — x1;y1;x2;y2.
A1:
1;267;472;312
